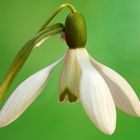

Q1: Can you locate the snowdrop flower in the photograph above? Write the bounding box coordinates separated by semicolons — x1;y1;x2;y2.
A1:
0;3;140;135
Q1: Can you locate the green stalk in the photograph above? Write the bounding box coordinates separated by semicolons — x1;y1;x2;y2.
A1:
38;3;77;32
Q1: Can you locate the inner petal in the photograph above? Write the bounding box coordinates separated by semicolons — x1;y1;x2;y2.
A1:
59;49;81;103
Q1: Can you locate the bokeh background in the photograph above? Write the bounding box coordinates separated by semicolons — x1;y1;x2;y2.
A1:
0;0;140;140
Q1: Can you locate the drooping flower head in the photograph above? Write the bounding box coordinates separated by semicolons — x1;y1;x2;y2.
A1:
0;3;139;135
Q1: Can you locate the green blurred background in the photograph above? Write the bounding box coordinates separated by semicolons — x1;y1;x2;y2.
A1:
0;0;140;140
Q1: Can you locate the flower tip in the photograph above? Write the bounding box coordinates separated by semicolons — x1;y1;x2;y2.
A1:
103;126;115;135
136;113;140;117
135;104;140;117
128;100;140;117
99;122;116;135
0;120;7;128
97;113;116;135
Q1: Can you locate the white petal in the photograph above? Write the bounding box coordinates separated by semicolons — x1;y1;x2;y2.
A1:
0;56;64;127
59;49;81;103
76;48;116;135
90;58;140;116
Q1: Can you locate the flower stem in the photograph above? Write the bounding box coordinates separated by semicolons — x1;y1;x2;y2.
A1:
38;3;77;32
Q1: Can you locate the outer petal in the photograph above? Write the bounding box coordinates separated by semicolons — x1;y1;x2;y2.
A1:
59;49;81;103
0;57;64;127
76;48;116;135
90;58;140;116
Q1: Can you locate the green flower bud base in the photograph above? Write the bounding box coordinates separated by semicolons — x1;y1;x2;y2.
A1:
65;13;87;48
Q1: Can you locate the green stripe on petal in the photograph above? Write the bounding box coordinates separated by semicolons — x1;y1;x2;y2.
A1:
59;49;81;103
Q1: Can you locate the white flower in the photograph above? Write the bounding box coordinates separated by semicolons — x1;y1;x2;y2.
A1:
0;48;140;135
